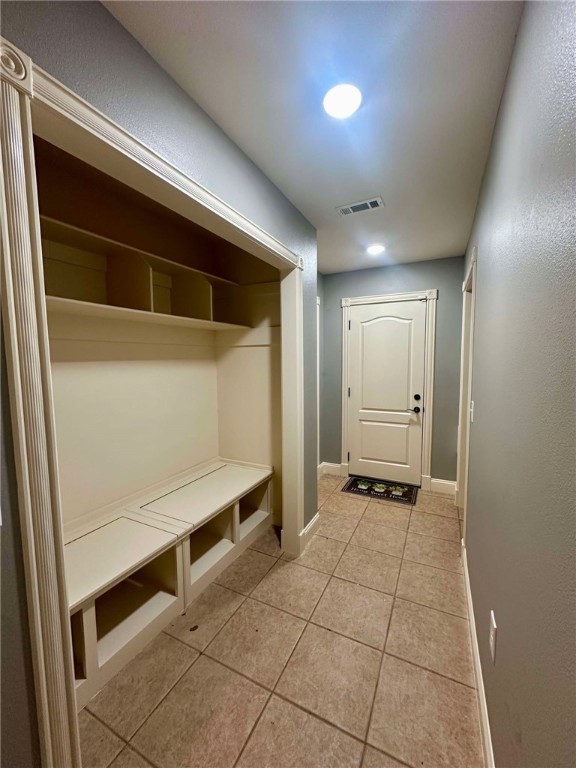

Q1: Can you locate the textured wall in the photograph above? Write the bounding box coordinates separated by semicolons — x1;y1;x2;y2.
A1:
320;257;464;480
2;1;318;526
465;3;576;766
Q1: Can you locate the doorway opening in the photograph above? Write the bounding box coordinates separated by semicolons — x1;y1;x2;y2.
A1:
341;290;438;489
456;249;477;542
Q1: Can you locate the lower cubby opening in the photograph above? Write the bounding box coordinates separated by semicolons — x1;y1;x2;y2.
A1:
239;483;270;539
189;505;235;582
95;547;178;666
70;609;86;685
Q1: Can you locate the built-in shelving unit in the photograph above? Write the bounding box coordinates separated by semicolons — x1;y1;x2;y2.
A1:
41;216;249;329
66;462;272;708
34;138;281;713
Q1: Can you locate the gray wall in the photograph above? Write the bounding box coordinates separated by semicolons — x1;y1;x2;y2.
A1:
2;1;318;527
465;3;576;766
1;328;41;768
320;257;464;480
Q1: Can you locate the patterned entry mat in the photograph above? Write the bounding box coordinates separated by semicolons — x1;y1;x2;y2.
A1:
341;476;418;505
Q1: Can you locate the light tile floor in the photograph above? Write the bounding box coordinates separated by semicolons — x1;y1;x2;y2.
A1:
80;476;483;768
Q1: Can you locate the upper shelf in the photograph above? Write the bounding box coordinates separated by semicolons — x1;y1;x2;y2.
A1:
46;296;249;332
40;215;252;329
40;216;238;286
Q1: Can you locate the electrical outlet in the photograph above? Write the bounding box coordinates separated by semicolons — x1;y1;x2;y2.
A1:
489;611;497;663
470;400;475;423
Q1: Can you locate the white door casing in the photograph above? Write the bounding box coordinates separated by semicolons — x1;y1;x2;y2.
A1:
342;291;437;488
456;249;477;536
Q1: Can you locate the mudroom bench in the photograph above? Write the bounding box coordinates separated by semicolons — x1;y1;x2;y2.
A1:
64;460;273;708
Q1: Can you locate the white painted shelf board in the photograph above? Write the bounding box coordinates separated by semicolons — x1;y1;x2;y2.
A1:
189;534;235;582
141;464;272;527
96;580;177;666
65;517;176;611
46;295;249;332
239;509;269;539
41;215;238;286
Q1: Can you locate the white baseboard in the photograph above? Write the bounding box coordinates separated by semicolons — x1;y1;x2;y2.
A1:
318;462;347;477
462;545;495;768
421;475;456;498
299;513;320;551
430;478;456;497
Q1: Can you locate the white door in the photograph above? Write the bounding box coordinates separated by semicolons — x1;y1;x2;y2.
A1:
347;300;426;485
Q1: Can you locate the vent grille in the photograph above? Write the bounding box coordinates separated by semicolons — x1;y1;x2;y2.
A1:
337;196;384;217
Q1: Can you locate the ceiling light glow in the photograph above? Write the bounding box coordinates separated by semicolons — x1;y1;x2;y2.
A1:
323;84;362;119
367;244;385;256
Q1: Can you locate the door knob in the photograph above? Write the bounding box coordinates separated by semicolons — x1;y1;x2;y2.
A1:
409;407;421;414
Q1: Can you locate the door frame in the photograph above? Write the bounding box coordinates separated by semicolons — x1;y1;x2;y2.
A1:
456;249;477;537
1;37;305;767
341;290;438;488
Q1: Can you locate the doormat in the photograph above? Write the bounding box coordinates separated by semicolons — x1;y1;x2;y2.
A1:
342;476;418;505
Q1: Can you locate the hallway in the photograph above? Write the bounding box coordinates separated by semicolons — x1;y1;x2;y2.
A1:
79;475;482;768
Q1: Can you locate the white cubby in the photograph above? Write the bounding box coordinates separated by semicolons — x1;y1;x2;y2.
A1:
189;505;235;582
239;483;271;539
70;610;87;684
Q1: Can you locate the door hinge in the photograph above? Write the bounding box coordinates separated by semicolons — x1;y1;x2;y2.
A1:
348;387;350;397
347;452;350;462
348;320;351;330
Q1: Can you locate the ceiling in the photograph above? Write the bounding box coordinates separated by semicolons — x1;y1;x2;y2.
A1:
104;1;522;274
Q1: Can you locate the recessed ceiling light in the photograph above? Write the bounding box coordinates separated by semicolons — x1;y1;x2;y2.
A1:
367;244;386;256
323;84;362;119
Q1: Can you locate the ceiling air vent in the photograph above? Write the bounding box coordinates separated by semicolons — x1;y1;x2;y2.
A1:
336;196;384;217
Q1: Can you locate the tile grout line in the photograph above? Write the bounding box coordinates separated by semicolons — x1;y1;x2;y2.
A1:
272;689;368;745
120;651;203;758
360;503;413;764
112;573;268;766
381;650;477;690
232;514;353;768
389;592;468;621
82;710;127;768
86;643;200;752
401;552;464;575
231;689;273;768
88;490;468;767
323;502;464;574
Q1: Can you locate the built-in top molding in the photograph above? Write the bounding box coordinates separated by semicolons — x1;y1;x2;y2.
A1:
19;47;302;272
0;39;33;96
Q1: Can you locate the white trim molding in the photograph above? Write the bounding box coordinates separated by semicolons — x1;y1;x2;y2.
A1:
463;545;495;768
420;477;457;497
341;290;437;487
30;66;300;272
317;462;347;477
1;39;81;767
280;266;305;557
456;246;478;530
341;289;437;308
298;512;320;551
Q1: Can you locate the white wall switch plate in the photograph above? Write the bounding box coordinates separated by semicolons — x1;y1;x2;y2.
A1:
489;610;497;663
